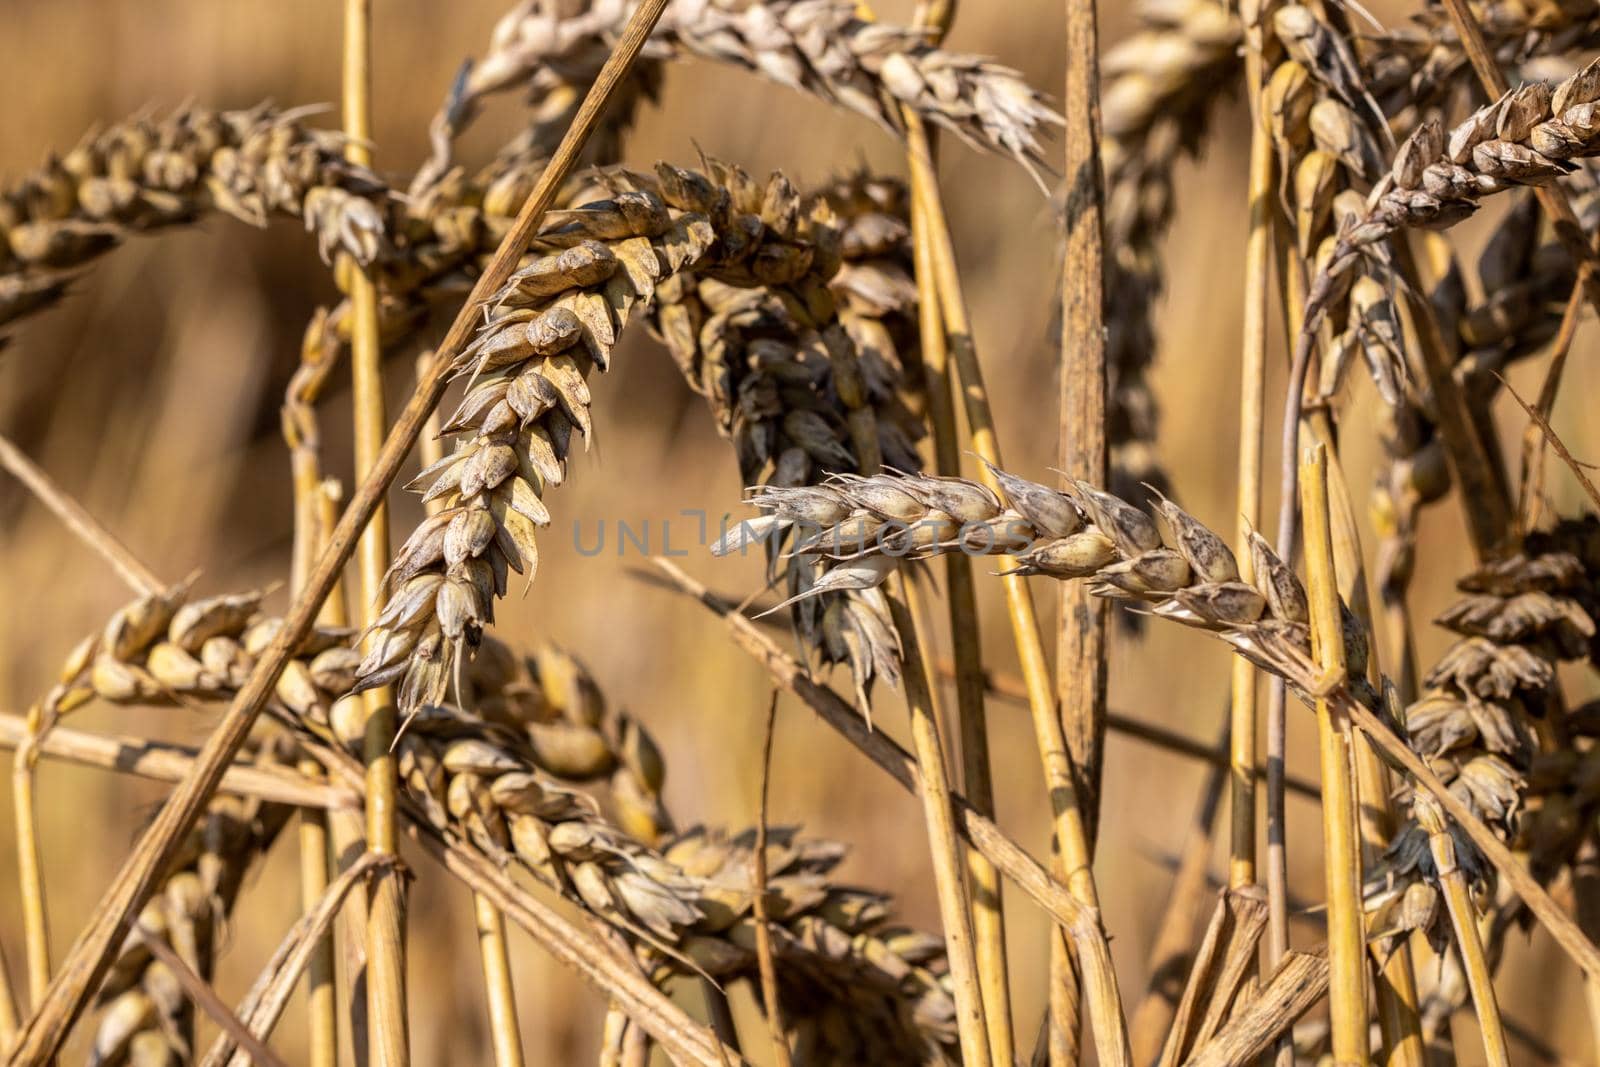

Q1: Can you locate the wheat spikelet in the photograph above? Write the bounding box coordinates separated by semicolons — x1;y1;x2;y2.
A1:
1101;0;1240;501
417;0;1061;190
1308;55;1600;332
354;159;851;717
0;105;390;336
89;738;296;1067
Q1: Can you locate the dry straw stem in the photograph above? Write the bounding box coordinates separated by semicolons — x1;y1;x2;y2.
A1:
1055;0;1110;1060
899;95;1117;1063
1057;0;1111;847
296;759;338;1067
750;690;791;1067
872;0;1012;1056
1413;796;1510;1067
2;5;672;1059
198;852;390;1067
1300;443;1370;1066
1125;722;1227;1064
338;0;410;1061
1505;376;1600;514
0;713;355;809
647;557;1134;1067
1230;0;1272;893
1155;886;1267;1066
1308;421;1424;1065
133;924;290;1067
1182;950;1329;1067
886;576;993;1067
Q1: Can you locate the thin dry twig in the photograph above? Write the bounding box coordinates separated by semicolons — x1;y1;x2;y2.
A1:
1517;273;1588;532
1503;376;1600;514
751;689;792;1067
135;925;291;1067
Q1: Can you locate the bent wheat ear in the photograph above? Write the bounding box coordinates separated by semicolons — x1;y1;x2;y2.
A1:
1;105;391;334
419;0;1061;190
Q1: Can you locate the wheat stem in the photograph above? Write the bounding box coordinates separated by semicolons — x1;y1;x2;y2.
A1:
296;759;339;1067
1307;419;1426;1066
900;100;1129;1067
1518;273;1588;532
1415;797;1510;1067
1058;0;1110;848
1056;2;1110;1056
1231;1;1272;894
1301;443;1370;1066
3;7;670;1058
1126;721;1228;1064
887;5;1013;1056
751;689;792;1067
337;2;411;1060
11;705;50;1012
889;574;993;1067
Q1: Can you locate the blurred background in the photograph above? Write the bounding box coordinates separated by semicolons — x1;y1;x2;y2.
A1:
3;0;1599;1062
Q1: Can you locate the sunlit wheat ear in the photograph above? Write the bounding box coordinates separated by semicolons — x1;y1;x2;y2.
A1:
1;105;391;335
1309;58;1600;333
418;0;1062;192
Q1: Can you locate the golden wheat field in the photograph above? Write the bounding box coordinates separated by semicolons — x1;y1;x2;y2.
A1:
4;0;1600;1064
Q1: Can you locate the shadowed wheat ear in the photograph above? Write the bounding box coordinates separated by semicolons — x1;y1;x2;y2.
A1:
1100;0;1240;502
0;105;390;335
415;0;1062;192
643;167;925;707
